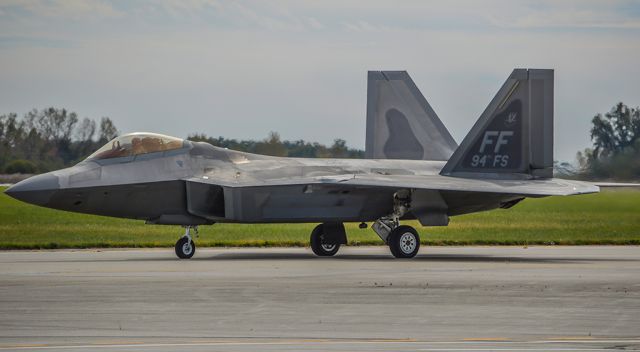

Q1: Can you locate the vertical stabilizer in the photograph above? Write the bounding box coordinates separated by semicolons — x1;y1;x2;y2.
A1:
366;71;458;161
441;69;554;179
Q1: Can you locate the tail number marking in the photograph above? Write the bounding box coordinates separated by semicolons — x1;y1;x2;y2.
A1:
470;154;509;167
479;131;513;153
471;131;514;168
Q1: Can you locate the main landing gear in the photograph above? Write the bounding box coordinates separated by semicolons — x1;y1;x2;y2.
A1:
309;222;347;257
386;225;420;258
175;226;197;259
308;220;420;259
308;190;421;259
372;190;421;258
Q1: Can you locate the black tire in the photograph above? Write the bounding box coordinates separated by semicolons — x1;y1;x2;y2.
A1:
388;225;420;259
175;237;196;259
310;224;340;257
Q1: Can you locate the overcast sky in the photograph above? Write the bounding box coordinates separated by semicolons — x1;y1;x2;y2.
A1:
1;0;639;162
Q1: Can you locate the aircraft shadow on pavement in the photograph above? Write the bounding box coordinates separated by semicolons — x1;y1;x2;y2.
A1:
181;252;635;264
34;251;637;264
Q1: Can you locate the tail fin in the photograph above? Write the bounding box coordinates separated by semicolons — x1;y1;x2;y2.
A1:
365;71;457;161
441;69;554;179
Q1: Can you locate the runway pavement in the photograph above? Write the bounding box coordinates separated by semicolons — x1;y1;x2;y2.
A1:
0;246;639;351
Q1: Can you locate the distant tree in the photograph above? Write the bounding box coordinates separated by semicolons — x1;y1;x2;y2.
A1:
330;139;349;158
284;139;317;157
22;107;80;164
256;131;287;157
98;117;118;143
186;132;364;159
590;102;640;159
313;142;331;158
0;108;119;173
24;107;78;143
4;159;37;174
71;118;99;162
0;113;22;167
76;118;96;142
577;102;640;180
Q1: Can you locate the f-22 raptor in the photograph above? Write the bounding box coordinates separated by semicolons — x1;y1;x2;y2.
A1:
6;69;601;259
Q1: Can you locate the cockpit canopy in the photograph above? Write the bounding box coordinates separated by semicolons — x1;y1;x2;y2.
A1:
86;132;185;160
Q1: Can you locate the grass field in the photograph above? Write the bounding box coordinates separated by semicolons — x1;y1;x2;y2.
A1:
0;187;639;249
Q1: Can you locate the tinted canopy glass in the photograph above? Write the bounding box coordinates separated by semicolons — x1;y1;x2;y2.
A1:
87;133;184;160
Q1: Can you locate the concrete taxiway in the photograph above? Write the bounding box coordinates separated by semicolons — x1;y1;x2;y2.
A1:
0;246;639;351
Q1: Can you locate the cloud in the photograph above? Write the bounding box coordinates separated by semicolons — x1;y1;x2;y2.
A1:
4;0;639;35
343;20;384;33
305;17;324;30
486;3;640;29
1;0;123;20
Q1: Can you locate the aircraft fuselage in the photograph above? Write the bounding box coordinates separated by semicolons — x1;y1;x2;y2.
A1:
5;140;520;225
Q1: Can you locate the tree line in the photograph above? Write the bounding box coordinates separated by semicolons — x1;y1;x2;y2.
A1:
0;107;363;174
187;132;364;159
1;104;637;180
0;108;118;173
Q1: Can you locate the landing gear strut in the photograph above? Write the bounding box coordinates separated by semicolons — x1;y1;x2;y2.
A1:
175;226;197;259
372;190;420;258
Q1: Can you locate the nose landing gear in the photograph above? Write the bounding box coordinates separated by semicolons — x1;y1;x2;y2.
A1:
175;226;197;259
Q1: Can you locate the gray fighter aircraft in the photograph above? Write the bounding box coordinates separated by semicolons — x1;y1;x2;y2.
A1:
5;68;600;259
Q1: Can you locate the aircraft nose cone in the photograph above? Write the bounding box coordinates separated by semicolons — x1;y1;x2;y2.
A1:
4;173;59;206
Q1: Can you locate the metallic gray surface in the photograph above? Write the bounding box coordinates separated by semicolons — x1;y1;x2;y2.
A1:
4;173;59;205
6;172;59;192
442;68;554;179
1;247;638;351
365;71;458;161
383;108;424;159
529;68;554;173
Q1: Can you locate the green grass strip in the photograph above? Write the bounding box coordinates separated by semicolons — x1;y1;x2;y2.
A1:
1;187;639;248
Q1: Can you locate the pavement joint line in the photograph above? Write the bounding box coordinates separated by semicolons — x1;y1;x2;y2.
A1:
1;339;640;350
416;349;640;352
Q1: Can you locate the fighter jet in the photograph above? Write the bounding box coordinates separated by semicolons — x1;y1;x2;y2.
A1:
5;68;601;259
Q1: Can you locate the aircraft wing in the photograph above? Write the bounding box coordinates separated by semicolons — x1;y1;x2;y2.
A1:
592;182;640;188
187;174;599;197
